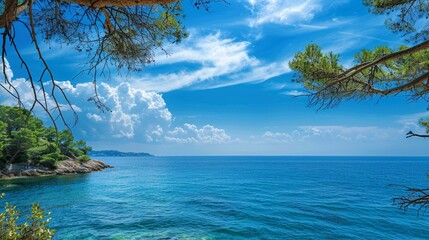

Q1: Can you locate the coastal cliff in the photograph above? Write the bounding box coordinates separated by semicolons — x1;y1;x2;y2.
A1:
0;160;112;179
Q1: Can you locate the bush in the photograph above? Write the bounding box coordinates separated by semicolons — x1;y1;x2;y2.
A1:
27;145;49;161
39;157;57;169
77;155;91;163
0;194;56;239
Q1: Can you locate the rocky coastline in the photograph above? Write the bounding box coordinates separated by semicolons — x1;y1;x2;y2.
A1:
0;160;113;179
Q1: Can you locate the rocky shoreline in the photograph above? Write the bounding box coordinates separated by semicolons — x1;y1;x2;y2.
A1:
0;160;113;179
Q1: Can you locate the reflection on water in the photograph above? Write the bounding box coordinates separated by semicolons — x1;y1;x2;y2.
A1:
1;156;429;239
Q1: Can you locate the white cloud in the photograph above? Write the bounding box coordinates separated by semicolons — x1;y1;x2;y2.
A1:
282;90;306;96
0;69;234;145
247;0;322;27
396;112;429;135
397;111;429;124
262;131;295;143
0;77;173;142
400;122;426;135
87;113;102;122
261;125;396;143
0;58;13;81
204;59;291;89
126;31;291;92
166;123;231;144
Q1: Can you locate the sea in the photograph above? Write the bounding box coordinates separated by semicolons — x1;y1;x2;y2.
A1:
1;156;429;239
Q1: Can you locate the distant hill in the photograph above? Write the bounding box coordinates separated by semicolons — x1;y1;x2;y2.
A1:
89;150;153;157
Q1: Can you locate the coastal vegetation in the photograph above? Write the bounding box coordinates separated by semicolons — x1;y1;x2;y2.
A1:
0;194;55;239
0;105;91;169
1;0;428;219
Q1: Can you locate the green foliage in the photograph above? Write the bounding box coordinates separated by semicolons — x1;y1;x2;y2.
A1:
77;155;91;163
290;1;429;133
289;44;342;90
0;106;92;168
39;157;57;169
290;44;429;92
0;194;56;239
364;0;429;43
419;118;429;133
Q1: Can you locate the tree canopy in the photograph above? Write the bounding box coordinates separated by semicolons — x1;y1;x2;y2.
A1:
290;0;429;136
289;0;429;213
0;105;92;169
0;0;217;129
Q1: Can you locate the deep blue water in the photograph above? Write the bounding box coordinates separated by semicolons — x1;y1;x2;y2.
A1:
1;156;429;239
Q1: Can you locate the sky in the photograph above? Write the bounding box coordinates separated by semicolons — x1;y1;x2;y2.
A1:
2;0;429;156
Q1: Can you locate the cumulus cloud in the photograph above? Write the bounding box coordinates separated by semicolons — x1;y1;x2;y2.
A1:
165;124;231;144
0;77;173;142
127;31;291;92
247;0;322;27
0;66;233;145
0;58;13;81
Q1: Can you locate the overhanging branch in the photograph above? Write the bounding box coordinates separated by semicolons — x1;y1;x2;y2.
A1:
61;0;177;8
320;40;429;92
0;0;32;28
406;131;429;138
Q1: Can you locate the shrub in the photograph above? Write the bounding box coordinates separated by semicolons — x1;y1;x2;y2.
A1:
39;157;57;169
77;155;91;163
0;194;56;239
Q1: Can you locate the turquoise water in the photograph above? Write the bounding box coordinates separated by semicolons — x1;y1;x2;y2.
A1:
1;156;429;239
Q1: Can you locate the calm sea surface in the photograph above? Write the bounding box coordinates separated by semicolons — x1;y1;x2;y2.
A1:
1;156;429;239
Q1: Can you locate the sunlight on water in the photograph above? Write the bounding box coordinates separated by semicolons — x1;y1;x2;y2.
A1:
2;156;429;239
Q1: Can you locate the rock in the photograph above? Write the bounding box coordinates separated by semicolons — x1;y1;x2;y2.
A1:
75;167;90;174
54;169;66;175
36;169;49;175
0;160;112;180
21;170;31;177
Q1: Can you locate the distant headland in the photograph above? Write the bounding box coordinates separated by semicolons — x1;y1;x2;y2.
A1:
89;150;153;157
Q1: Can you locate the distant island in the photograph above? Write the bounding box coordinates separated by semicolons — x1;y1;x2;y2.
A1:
89;150;153;157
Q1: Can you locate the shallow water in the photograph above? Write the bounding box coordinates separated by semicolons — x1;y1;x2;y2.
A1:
2;156;429;239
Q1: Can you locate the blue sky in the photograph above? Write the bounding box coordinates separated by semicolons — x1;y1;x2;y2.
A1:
2;0;429;155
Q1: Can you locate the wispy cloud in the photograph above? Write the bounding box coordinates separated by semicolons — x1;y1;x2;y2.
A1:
282;90;306;96
126;31;291;92
338;31;404;45
396;111;429;135
397;111;429;124
247;0;322;27
260;125;397;143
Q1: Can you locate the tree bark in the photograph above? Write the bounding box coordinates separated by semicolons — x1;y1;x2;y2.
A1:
61;0;177;8
318;40;429;93
0;0;178;28
0;0;31;28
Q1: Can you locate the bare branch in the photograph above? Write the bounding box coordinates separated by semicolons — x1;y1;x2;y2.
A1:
406;131;429;138
392;184;429;216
